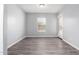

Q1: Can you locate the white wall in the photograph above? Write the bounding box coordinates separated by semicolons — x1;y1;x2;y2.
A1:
25;13;58;37
0;5;3;55
61;5;79;49
5;5;26;48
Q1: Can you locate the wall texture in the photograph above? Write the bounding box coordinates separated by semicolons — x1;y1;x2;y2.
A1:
61;5;79;49
25;13;58;37
5;5;26;48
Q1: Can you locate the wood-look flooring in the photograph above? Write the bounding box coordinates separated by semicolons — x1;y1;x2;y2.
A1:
8;37;79;55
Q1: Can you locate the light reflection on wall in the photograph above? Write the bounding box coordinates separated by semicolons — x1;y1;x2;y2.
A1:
58;14;64;39
7;16;16;25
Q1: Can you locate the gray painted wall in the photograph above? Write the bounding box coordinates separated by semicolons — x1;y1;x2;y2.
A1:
5;5;26;47
25;13;58;37
61;5;79;49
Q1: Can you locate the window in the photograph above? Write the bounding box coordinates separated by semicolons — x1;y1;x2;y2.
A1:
37;17;46;32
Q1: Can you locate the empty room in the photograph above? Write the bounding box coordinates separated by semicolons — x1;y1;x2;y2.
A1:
1;4;79;55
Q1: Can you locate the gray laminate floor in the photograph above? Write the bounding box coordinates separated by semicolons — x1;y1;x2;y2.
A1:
8;37;79;55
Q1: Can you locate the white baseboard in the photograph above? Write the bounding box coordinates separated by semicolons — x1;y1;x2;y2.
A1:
27;36;58;37
8;36;27;48
63;39;79;50
26;35;58;37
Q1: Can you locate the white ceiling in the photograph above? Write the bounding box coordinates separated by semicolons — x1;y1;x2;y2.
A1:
18;4;64;13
